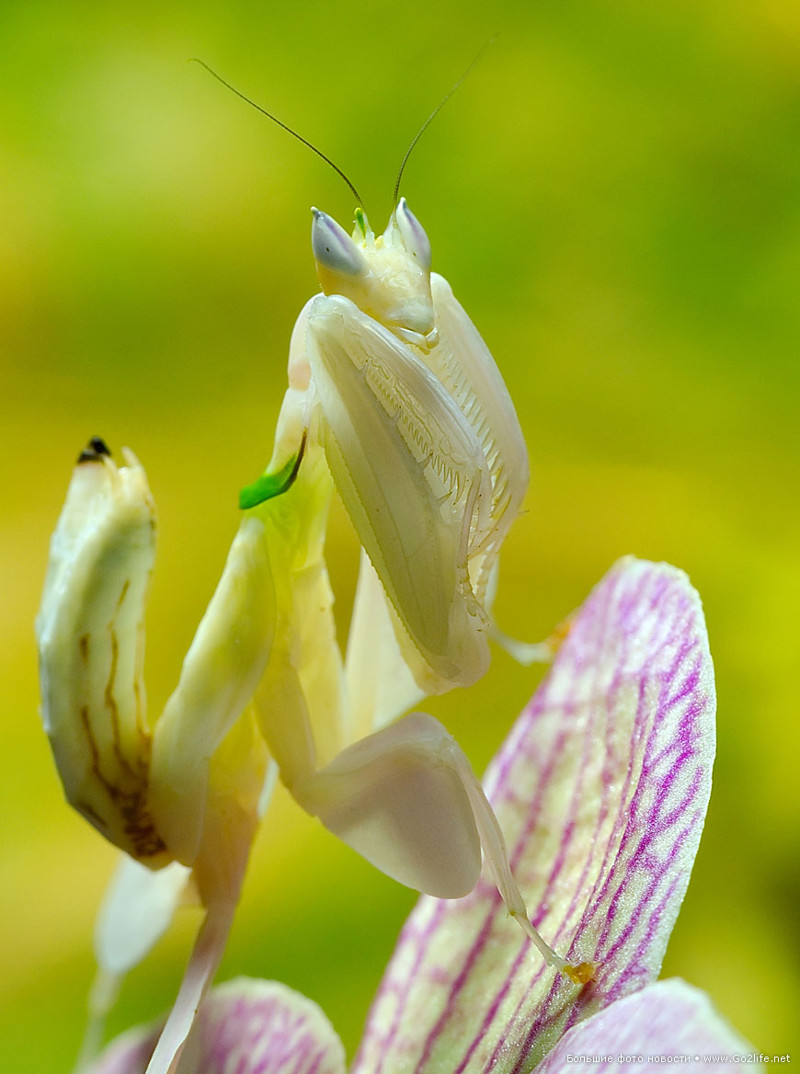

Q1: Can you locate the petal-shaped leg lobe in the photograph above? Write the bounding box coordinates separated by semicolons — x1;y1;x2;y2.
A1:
305;713;482;899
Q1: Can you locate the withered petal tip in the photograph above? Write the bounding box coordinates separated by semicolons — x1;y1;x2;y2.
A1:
77;436;112;464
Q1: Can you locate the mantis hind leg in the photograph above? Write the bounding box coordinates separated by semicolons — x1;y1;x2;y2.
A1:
297;711;591;980
298;712;481;899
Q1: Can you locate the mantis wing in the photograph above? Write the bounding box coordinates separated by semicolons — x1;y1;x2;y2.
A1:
307;294;493;692
426;272;530;603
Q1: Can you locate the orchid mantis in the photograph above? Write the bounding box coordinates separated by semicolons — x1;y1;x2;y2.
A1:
246;200;574;927
37;180;591;1073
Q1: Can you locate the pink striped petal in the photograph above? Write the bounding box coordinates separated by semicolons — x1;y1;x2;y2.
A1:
89;978;346;1074
536;979;761;1074
354;558;716;1074
89;1026;154;1074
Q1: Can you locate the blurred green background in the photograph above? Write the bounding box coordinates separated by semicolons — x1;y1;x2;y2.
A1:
2;0;798;1068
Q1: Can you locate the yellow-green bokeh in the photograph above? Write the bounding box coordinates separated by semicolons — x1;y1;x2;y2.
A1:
2;1;798;1069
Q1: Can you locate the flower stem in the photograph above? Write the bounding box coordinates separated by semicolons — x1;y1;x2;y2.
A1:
143;898;236;1074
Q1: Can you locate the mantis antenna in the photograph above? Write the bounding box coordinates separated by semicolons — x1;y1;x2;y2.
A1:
392;38;495;207
190;58;364;208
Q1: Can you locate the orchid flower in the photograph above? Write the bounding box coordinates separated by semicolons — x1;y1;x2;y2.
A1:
88;977;759;1074
87;557;758;1074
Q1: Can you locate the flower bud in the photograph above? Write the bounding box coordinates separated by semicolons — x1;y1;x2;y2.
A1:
36;439;169;864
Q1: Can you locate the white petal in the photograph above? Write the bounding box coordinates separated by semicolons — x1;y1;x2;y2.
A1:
73;857;194;1073
94;856;192;976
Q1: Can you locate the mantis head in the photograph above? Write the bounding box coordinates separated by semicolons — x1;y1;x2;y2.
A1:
311;199;436;346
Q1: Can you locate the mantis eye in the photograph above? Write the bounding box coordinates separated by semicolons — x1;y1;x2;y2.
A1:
394;197;432;270
312;208;368;276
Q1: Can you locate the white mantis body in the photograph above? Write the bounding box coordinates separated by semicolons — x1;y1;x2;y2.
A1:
247;199;536;900
37;133;591;1074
